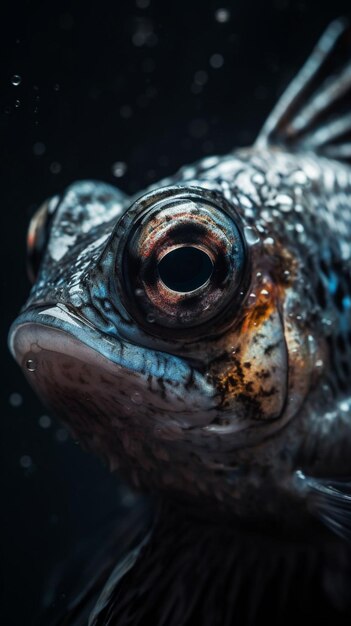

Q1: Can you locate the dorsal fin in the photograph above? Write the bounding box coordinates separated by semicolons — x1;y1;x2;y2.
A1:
256;18;351;163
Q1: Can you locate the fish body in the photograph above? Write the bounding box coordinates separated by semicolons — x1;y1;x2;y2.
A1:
9;20;351;544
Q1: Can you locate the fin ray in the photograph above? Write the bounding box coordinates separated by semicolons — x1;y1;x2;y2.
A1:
256;18;351;163
296;471;351;542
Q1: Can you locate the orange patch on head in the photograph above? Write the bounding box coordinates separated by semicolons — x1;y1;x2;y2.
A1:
241;282;280;333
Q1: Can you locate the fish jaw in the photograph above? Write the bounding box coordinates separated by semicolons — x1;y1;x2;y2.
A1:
7;306;298;515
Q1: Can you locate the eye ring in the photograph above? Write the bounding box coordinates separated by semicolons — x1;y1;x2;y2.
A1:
113;186;248;339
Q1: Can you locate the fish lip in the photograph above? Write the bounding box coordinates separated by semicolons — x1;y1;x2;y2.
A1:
8;303;215;399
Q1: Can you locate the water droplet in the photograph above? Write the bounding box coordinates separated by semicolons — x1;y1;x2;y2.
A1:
55;428;68;443
214;8;230;22
131;391;143;405
20;455;32;468
135;288;144;297
295;223;304;233
260;289;269;297
209;53;224;69
39;415;51;429
11;74;22;86
340;401;349;412
112;161;127;178
194;70;208;86
244;226;260;246
26;359;37;372
9;392;23;407
279;195;294;212
50;161;62;174
33;142;46;156
315;359;323;369
15;99;21;108
146;313;156;323
53;83;60;91
70;293;82;307
263;237;275;245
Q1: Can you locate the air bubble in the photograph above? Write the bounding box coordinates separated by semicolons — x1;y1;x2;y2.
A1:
209;53;224;69
112;161;127;178
9;392;23;407
146;313;156;323
214;8;230;22
33;142;46;156
194;70;208;86
11;74;22;86
20;455;32;468
26;359;37;372
56;428;68;442
244;226;260;246
50;161;62;174
39;415;51;429
131;391;143;405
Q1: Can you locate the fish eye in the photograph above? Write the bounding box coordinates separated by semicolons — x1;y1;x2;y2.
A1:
157;246;214;293
116;187;247;337
27;197;58;283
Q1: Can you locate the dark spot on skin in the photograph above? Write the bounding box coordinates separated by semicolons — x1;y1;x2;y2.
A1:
264;341;281;355
184;369;195;392
256;370;271;379
211;417;231;427
157;377;166;399
236;393;263;420
259;386;277;398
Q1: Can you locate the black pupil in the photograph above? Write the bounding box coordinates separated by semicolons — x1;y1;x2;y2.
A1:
158;246;213;293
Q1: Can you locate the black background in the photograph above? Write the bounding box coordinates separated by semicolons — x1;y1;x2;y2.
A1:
1;1;350;624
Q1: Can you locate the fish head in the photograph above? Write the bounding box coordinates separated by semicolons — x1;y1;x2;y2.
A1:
9;178;321;508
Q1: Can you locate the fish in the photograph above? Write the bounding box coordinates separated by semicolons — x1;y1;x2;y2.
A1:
8;17;351;624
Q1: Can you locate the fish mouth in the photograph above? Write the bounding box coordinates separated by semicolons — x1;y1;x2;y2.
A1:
8;303;217;430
